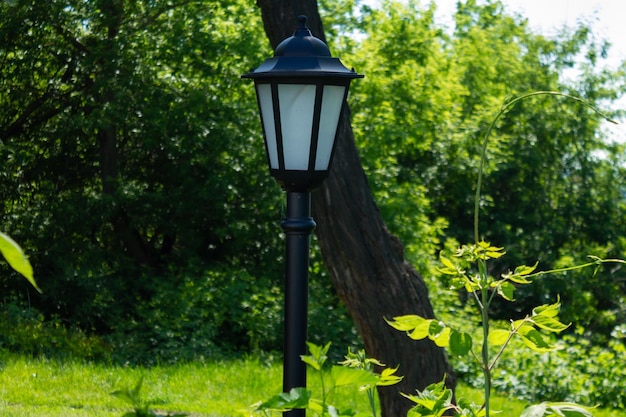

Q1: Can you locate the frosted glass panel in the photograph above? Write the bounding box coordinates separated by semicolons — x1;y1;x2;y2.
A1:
278;84;315;170
315;85;345;170
257;84;279;169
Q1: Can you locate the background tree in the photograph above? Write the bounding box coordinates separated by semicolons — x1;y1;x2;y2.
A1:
0;0;298;359
342;0;626;338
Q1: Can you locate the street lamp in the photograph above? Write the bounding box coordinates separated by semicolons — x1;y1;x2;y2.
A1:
243;15;362;416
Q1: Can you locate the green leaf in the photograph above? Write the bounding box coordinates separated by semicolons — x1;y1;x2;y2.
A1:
301;355;322;371
521;402;594;417
255;387;311;411
408;320;432;340
110;389;135;407
428;320;446;338
431;326;451;348
440;255;456;271
496;281;516;301
402;378;453;417
532;299;561;318
0;232;40;293
531;314;570;333
330;366;378;388
517;327;554;352
457;398;487;416
485;249;505;259
111;376;144;407
520;403;547;417
301;341;330;370
378;366;404;386
386;315;428;332
449;330;472;356
503;273;532;285
515;262;539;276
488;329;510;346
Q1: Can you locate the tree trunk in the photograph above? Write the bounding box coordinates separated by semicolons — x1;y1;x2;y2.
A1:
254;1;456;416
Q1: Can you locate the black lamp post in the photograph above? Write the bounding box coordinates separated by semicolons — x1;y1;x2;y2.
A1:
243;15;362;416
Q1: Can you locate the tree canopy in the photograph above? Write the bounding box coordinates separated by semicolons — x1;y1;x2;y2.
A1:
0;0;624;366
339;0;626;336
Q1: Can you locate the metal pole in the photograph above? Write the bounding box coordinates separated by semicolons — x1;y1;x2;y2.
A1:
281;190;315;417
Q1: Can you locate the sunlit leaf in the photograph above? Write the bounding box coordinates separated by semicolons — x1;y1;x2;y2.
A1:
378;366;404;386
532;298;561;318
517;327;554;352
301;341;330;370
515;262;539;276
531;315;570;333
488;329;510;346
255;387;311;411
301;355;322;371
440;255;456;270
331;366;378;388
0;232;40;293
430;326;451;348
496;281;516;301
386;315;427;332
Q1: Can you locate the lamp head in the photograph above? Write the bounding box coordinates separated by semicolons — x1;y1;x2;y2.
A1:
243;16;362;191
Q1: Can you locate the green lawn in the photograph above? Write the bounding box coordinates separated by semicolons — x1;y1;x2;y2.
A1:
0;355;622;416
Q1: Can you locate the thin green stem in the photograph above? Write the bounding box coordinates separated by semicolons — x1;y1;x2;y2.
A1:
320;370;327;417
526;258;626;279
473;91;617;244
479;265;491;417
488;318;530;371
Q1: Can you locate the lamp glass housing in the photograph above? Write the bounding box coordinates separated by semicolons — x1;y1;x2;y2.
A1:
256;80;347;171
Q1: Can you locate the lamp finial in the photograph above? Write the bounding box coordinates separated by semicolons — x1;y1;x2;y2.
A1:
297;15;308;28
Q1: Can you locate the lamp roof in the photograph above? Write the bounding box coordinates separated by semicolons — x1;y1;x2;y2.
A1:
274;16;331;58
242;16;363;80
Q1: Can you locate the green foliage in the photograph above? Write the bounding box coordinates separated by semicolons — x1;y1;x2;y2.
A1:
338;0;626;340
251;342;402;417
386;77;625;416
389;239;620;416
111;376;187;417
105;264;283;365
0;0;361;361
456;334;626;411
0;299;109;361
0;0;625;383
0;0;285;350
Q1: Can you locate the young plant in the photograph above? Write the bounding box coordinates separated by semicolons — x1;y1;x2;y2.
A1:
387;242;621;416
111;376;187;417
251;341;402;417
339;347;404;417
386;91;623;417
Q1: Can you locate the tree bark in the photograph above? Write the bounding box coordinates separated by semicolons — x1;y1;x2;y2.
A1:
254;1;456;416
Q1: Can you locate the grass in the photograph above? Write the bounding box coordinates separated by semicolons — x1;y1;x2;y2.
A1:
0;354;622;416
